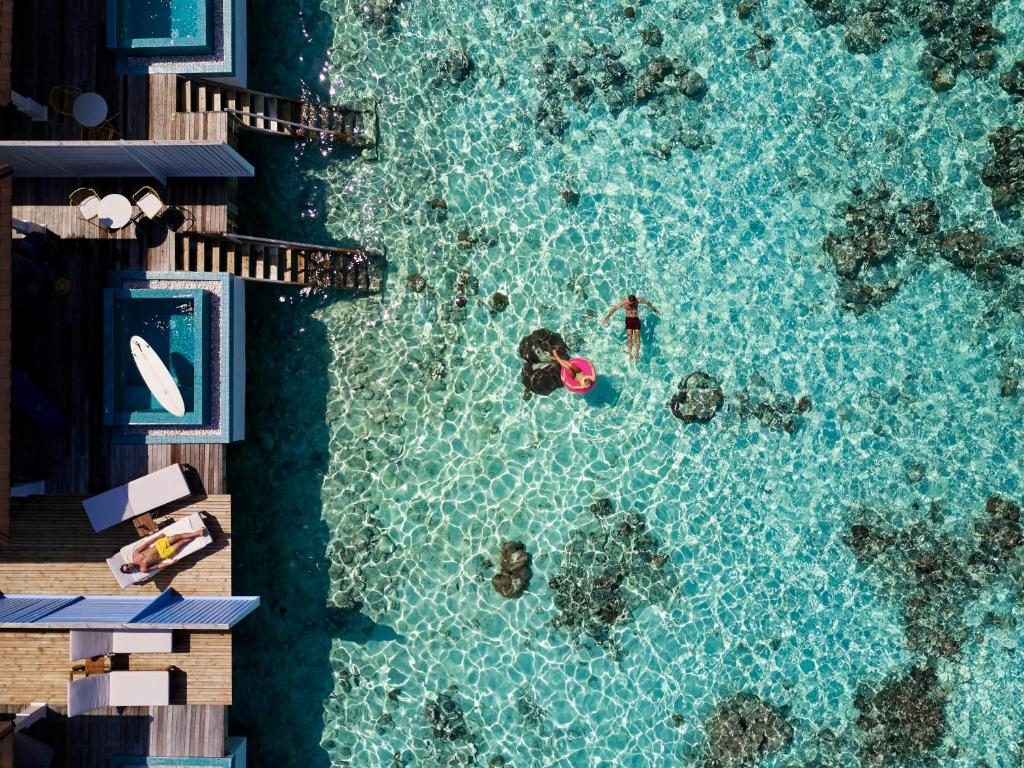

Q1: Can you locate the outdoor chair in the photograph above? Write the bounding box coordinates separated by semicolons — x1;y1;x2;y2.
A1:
106;511;213;588
82;463;191;532
70;630;173;661
162;204;196;232
68;187;101;223
81;123;121;141
48;85;81;117
67;671;169;717
131;185;169;221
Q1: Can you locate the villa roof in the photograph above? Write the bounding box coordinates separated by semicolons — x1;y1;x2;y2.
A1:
0;164;10;544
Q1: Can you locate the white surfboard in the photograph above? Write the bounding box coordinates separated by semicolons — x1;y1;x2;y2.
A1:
129;335;186;417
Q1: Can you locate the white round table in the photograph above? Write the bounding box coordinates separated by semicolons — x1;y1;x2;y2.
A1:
97;194;133;231
73;92;108;128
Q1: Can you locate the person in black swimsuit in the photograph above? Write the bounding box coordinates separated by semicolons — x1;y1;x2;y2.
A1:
602;294;660;362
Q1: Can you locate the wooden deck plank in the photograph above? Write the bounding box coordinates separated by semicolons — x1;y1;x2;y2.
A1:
0;169;10;544
0;0;148;140
0;703;227;765
0;495;232;595
0;631;232;706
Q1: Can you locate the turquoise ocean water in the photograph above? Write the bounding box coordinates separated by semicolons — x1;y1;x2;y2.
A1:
231;0;1024;765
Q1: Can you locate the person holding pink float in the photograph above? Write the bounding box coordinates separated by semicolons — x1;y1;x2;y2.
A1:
549;350;596;394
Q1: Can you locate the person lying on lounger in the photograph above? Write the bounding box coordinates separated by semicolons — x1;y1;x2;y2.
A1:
119;527;209;574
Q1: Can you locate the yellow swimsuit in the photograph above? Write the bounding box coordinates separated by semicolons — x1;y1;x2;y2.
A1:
155;537;176;560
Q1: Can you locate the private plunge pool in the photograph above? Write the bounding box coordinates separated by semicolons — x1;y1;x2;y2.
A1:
103;288;208;427
106;0;214;55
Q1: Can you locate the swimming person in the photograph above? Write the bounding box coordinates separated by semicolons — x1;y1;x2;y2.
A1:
119;527;209;574
602;294;660;361
550;351;596;389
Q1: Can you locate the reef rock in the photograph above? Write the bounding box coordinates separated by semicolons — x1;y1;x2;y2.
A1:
855;667;946;765
491;540;531;598
489;292;509;314
406;273;427;293
518;328;569;396
822;186;942;311
843;497;1024;660
355;0;400;29
439;49;473;85
981;125;1024;212
669;371;723;422
734;382;811;433
425;690;469;741
549;509;675;651
703;693;793;767
1000;60;1024;97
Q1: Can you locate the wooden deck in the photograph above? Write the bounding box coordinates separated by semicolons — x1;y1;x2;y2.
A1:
0;0;12;108
0;704;227;765
12;177;229;241
0;0;149;140
0;631;232;706
11;219;227;496
0;496;235;709
149;74;229;143
0;168;10;544
0;495;232;593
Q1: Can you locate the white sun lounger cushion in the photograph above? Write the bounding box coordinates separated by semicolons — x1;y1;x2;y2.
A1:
70;630;174;660
67;671;169;717
83;464;190;532
106;511;212;588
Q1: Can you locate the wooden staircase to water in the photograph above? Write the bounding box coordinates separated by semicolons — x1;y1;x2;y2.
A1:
175;76;376;148
175;233;385;293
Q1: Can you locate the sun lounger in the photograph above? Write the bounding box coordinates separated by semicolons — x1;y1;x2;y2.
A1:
106;512;212;588
70;630;173;660
67;671;169;717
82;464;190;533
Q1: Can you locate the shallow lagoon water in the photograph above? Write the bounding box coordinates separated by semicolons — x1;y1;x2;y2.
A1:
232;0;1024;765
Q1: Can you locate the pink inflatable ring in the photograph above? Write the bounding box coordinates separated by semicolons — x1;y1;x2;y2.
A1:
560;357;596;394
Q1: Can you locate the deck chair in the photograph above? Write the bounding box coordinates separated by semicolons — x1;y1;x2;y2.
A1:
67;671;169;717
162;204;196;232
82;464;190;533
131;185;168;221
68;187;101;223
106;511;212;588
48;85;81;117
81;123;121;141
70;630;173;661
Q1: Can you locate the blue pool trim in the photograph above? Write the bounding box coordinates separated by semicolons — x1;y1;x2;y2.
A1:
109;755;233;767
109;272;243;445
106;0;214;55
103;288;209;427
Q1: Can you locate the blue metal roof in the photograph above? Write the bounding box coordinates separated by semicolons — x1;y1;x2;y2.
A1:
36;597;152;624
0;596;80;624
0;590;259;630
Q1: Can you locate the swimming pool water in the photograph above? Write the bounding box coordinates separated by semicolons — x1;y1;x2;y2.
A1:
231;0;1024;765
109;0;211;52
106;292;201;422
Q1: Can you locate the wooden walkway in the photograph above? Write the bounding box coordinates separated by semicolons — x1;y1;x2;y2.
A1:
177;232;386;292
0;704;227;765
0;495;232;594
177;76;376;148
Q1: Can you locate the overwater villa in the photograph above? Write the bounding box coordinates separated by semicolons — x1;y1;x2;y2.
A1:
0;0;380;763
